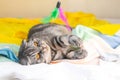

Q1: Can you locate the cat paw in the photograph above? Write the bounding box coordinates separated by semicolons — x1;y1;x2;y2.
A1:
40;41;52;63
40;41;50;53
67;49;88;59
69;35;83;47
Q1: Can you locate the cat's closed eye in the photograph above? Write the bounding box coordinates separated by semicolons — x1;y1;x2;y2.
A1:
34;42;38;47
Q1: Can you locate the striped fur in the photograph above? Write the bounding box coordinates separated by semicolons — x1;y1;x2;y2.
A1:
18;23;87;65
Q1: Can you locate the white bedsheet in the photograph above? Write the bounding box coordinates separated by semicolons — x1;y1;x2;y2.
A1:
0;60;120;80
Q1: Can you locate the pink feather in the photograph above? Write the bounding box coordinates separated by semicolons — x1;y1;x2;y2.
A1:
59;7;71;31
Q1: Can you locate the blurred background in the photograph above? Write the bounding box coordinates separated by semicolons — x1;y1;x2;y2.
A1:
0;0;120;18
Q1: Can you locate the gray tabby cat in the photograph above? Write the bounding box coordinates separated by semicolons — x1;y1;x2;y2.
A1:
18;23;87;65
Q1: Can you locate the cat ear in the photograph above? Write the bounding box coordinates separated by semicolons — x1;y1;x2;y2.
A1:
19;39;27;51
22;39;27;47
18;39;27;58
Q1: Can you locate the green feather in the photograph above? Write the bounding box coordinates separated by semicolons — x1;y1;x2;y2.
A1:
41;16;52;24
51;8;59;19
42;7;59;23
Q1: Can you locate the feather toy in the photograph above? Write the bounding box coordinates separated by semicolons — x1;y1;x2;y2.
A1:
59;7;71;31
42;1;71;31
41;2;60;23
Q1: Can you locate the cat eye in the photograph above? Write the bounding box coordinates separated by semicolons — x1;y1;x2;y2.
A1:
34;42;38;46
35;53;40;60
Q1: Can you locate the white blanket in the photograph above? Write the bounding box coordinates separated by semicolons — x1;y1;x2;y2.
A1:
0;60;120;80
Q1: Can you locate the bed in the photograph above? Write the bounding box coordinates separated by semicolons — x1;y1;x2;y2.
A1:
0;12;120;80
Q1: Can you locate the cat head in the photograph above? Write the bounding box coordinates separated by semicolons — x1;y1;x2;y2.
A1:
18;38;51;65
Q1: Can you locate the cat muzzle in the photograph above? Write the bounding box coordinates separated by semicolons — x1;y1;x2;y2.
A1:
19;57;31;65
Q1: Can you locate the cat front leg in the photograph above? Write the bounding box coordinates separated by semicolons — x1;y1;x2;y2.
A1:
37;40;52;64
66;47;88;59
52;35;83;48
52;35;88;59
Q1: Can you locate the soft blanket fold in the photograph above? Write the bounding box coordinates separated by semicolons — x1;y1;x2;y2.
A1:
0;48;18;62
